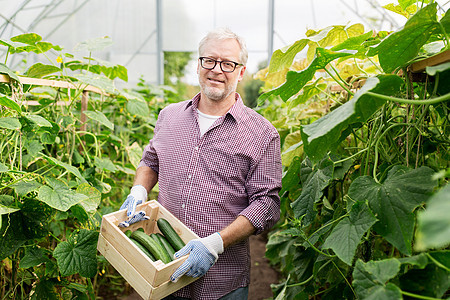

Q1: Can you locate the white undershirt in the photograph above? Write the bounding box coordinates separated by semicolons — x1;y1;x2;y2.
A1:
197;109;221;136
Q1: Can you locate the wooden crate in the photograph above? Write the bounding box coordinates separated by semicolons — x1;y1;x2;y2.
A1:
97;200;199;299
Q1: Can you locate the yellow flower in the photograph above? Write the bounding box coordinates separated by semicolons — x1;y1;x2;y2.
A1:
56;56;63;63
354;164;361;170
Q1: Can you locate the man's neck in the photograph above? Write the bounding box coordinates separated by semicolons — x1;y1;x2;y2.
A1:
197;93;236;116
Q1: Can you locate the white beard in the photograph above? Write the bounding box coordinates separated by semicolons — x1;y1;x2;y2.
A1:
200;77;238;102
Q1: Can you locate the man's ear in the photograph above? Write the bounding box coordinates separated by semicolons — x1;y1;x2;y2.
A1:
238;66;246;82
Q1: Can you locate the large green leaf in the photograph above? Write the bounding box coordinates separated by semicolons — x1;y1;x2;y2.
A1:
281;130;303;166
0;204;20;215
0;162;8;172
268;39;309;73
440;8;450;33
0;199;53;260
83;110;114;130
43;155;87;183
352;258;402;300
37;178;89;211
0;211;27;260
288;81;327;111
53;229;99;278
0;116;21;130
300;75;403;163
259;48;353;103
126;98;150;118
348;166;437;255
398;0;416;10
74;73;116;94
370;3;440;73
26;63;61;78
31;278;58;300
10;33;42;45
323;201;377;265
399;264;450;298
8;33;61;54
280;156;302;195
25;114;52;128
74;36;113;52
291;156;333;225
125;142;143;170
76;183;101;213
94;156;117;172
0;93;22;113
415;184;450;251
19;246;49;269
0;62;21;84
331;30;374;53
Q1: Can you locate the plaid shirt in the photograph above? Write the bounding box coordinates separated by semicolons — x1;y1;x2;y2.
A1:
139;93;282;300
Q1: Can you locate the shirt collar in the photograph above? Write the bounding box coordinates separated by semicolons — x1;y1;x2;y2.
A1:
185;92;245;123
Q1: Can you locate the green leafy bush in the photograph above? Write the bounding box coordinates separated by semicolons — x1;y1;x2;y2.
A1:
258;2;449;299
0;34;179;298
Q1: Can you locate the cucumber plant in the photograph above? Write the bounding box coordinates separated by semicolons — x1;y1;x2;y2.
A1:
257;2;449;299
0;34;177;298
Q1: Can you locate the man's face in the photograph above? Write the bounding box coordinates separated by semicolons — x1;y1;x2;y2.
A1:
197;38;246;102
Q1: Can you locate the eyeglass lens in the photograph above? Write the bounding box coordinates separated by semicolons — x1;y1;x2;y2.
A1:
201;58;237;72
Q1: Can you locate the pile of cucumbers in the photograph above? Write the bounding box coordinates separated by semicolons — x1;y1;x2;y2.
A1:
124;218;186;264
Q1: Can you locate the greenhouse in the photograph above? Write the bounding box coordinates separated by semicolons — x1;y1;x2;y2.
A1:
1;0;449;299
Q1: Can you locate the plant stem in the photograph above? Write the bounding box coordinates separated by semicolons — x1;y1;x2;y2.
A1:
308;213;349;238
367;56;383;73
287;260;333;288
401;291;443;300
325;67;354;96
331;259;357;298
287;274;313;287
366;91;450;105
303;237;336;258
373;123;410;183
353;58;368;76
426;253;450;272
87;277;95;300
333;147;368;164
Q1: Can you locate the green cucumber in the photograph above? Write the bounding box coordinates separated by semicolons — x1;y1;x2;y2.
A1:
157;218;186;251
130;238;156;261
150;234;173;262
124;230;132;238
156;233;176;258
130;230;171;264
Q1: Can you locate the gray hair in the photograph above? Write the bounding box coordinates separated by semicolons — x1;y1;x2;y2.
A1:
198;27;248;65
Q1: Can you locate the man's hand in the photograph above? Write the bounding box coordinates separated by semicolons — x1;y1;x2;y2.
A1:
170;232;224;282
118;185;148;227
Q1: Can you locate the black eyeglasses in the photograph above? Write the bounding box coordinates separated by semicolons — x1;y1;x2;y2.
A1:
199;57;243;73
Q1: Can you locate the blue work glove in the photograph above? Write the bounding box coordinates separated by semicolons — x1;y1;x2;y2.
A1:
118;185;149;227
170;232;224;283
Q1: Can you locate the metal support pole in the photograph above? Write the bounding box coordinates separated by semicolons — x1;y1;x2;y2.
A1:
156;0;164;85
80;90;88;134
268;0;275;64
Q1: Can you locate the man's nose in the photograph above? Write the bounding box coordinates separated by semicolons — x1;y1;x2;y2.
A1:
211;62;223;73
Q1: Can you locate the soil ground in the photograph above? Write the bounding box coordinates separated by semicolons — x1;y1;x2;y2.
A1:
120;234;280;300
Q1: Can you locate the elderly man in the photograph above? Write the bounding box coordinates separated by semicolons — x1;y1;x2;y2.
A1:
121;27;282;300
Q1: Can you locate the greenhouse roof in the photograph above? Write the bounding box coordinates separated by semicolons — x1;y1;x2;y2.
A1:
1;0;449;87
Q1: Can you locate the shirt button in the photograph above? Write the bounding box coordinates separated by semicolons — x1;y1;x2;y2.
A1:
188;174;192;179
194;146;199;150
182;204;185;208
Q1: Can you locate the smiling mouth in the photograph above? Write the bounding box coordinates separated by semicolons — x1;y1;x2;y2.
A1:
208;78;225;84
